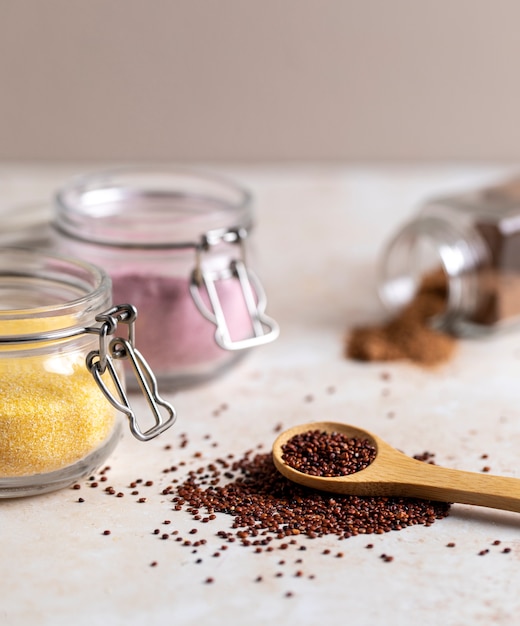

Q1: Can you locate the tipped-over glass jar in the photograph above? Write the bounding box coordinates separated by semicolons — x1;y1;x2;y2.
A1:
0;248;176;497
379;176;520;336
52;167;279;388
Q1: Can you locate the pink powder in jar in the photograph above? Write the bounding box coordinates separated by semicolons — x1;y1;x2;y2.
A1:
111;269;255;383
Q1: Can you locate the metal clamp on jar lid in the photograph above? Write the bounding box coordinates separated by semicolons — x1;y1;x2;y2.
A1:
53;168;279;387
191;225;278;351
0;248;176;497
85;304;176;441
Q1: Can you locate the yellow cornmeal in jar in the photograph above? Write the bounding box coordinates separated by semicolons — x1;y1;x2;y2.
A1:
0;356;117;476
0;317;117;477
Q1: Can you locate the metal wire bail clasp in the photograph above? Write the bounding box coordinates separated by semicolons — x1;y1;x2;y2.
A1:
86;304;177;442
190;227;279;351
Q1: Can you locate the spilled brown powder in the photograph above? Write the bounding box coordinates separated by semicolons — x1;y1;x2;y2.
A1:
347;270;456;366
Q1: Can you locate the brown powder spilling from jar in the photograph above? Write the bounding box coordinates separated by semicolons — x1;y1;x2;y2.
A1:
346;269;457;366
175;448;450;541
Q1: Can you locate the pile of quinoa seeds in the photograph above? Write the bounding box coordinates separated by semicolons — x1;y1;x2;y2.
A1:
72;386;513;595
280;429;378;477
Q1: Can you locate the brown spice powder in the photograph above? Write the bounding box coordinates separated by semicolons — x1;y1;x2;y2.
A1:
346;270;457;366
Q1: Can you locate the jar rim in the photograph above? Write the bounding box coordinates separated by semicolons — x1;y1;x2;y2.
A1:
0;247;112;338
54;166;253;249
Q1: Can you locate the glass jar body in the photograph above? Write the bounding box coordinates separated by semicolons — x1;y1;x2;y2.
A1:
53;168;278;388
0;248;122;497
378;178;520;336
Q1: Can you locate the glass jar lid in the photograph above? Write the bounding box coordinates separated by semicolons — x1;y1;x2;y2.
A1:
0;246;111;341
54;167;253;249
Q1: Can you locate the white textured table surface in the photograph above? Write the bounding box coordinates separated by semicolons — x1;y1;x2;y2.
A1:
1;163;520;626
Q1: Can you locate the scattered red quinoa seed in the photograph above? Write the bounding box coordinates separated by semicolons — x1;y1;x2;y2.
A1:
150;561;158;567
502;548;511;554
413;451;436;464
446;542;456;548
102;530;111;536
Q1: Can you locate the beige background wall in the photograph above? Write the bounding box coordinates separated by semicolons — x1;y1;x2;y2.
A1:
1;0;520;162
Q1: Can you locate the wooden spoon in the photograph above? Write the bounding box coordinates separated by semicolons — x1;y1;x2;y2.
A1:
272;421;520;513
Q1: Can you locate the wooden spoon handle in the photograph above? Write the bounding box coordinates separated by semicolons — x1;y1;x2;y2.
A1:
390;455;520;513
